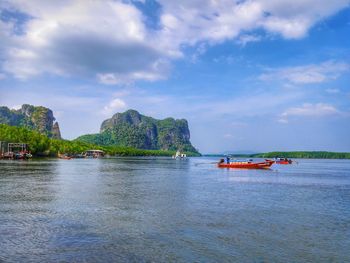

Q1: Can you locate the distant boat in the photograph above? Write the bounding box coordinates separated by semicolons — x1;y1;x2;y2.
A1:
218;159;275;169
58;153;72;160
275;157;293;164
172;150;187;159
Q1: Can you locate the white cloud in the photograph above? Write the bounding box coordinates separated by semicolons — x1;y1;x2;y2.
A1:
260;60;349;84
11;104;21;110
237;34;262;46
0;0;349;82
103;98;127;115
97;74;122;85
279;103;340;123
157;0;350;47
261;16;311;39
258;0;350;38
1;0;171;82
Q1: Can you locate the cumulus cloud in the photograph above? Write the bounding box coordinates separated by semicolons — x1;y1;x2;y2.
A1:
0;0;349;83
279;103;339;123
103;98;127;115
1;0;172;82
157;0;350;46
260;60;350;84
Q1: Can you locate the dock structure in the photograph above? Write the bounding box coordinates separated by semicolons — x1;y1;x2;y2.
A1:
0;141;31;160
8;143;28;153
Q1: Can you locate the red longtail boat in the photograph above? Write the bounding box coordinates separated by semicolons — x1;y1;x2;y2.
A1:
218;159;275;169
58;153;72;160
275;158;293;164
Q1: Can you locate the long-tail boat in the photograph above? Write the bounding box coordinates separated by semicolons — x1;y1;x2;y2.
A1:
58;153;72;160
275;157;293;164
218;159;275;169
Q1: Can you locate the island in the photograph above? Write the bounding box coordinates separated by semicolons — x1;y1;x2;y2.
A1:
0;105;200;157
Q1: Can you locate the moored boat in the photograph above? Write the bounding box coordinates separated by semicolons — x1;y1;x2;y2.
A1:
1;151;32;160
58;153;72;160
218;159;275;169
172;150;187;159
275;157;293;164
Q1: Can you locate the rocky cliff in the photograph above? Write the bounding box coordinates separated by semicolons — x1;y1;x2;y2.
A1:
0;104;62;139
76;109;198;153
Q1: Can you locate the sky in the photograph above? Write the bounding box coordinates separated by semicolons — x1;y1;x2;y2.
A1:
0;0;350;153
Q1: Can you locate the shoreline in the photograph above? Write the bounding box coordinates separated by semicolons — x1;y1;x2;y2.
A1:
203;151;350;160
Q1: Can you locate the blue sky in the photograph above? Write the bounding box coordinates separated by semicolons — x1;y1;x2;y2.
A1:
0;0;350;153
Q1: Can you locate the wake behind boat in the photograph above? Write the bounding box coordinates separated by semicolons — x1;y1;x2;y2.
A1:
218;158;275;169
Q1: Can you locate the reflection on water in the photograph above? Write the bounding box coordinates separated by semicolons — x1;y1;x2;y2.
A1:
0;158;350;262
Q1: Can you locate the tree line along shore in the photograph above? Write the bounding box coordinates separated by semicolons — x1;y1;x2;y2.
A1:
0;124;200;157
205;151;350;159
254;152;350;159
1;124;349;159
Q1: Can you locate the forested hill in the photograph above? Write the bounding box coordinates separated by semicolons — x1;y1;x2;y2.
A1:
0;104;61;139
76;109;199;153
0;124;200;157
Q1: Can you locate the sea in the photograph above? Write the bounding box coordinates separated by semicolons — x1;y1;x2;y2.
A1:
0;157;349;262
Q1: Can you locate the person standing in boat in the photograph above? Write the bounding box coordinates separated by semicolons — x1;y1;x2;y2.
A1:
226;156;230;164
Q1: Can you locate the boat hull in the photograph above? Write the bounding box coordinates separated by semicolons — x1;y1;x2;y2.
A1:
276;160;292;165
218;160;275;169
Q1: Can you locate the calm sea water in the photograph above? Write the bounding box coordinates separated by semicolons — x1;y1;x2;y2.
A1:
0;157;349;262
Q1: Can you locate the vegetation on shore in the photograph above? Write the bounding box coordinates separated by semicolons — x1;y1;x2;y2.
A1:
1;105;200;154
0;124;200;157
0;104;61;139
5;122;348;159
205;151;350;159
253;151;350;159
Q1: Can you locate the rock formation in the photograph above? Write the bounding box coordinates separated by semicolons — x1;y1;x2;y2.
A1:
0;104;62;139
76;109;198;153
